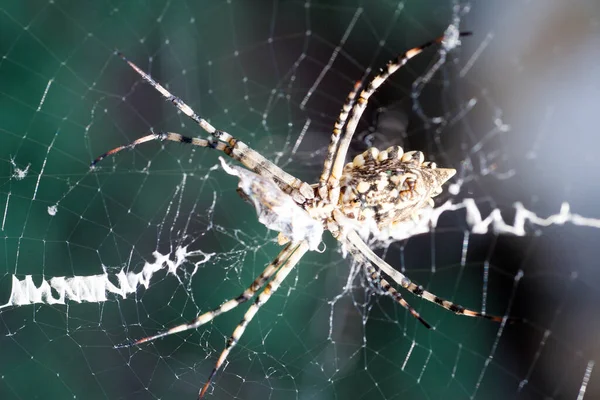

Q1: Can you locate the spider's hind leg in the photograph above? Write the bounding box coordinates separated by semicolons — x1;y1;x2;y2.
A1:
407;283;504;322
346;230;506;324
362;258;432;329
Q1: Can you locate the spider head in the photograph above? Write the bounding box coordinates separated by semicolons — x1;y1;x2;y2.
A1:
339;146;455;230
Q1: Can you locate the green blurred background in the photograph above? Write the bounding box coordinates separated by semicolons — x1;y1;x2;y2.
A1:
2;1;600;399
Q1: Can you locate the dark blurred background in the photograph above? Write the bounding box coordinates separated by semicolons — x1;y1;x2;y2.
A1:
1;1;600;399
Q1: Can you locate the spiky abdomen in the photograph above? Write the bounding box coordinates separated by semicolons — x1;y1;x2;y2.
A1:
338;146;456;231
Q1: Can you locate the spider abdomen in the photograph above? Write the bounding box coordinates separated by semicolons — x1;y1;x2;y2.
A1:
338;146;456;229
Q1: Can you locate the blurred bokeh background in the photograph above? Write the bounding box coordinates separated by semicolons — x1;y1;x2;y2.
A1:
1;1;600;399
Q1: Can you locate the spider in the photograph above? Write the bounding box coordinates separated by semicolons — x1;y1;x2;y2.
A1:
92;30;503;398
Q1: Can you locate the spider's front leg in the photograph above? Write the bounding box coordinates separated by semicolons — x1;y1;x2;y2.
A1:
92;52;314;203
199;241;310;398
121;242;298;347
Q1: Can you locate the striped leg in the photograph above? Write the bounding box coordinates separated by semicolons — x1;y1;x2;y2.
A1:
127;243;296;347
326;32;472;200
199;241;310;398
91;132;224;168
93;53;313;201
317;81;362;199
116;51;216;134
349;245;431;328
346;230;503;322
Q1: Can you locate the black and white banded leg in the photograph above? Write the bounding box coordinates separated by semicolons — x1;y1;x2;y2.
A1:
199;241;310;398
324;32;472;202
92;53;313;201
126;242;297;347
346;230;503;323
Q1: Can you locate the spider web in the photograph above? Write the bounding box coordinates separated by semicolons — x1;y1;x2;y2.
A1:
1;1;600;399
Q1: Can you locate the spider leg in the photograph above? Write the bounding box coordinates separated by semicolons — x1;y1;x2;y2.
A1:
346;230;504;322
91;131;221;167
350;245;431;329
326;32;472;202
126;242;297;347
199;241;310;398
93;53;314;200
116;51;214;133
317;81;361;199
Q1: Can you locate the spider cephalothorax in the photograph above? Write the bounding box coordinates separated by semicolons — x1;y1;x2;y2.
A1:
92;30;503;399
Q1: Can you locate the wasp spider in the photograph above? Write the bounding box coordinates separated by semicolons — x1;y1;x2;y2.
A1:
92;30;503;398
